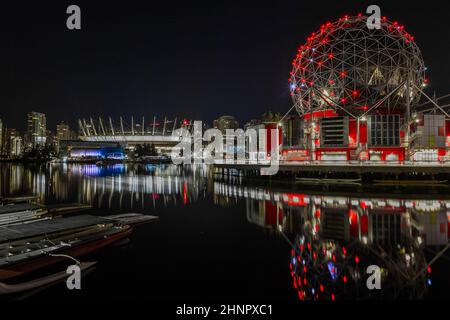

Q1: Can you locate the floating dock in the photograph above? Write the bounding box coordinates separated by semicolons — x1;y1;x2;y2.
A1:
213;161;450;181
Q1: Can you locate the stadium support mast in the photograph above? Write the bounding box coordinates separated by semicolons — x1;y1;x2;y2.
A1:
90;118;98;136
152;116;156;135
99;117;106;136
163;117;167;135
78;119;87;136
109;117;115;135
172;117;177;132
120;116;124;135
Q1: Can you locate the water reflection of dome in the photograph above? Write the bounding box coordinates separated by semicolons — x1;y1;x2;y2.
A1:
213;181;448;300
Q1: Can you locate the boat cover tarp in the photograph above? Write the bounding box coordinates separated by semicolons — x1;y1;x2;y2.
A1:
0;215;108;243
0;204;43;215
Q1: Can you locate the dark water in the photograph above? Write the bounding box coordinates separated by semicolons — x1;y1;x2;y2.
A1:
1;163;449;300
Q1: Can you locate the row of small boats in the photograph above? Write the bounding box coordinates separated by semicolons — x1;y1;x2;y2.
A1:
0;196;158;297
0;202;94;226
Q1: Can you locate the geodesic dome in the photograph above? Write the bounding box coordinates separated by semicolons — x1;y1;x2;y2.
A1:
289;15;427;117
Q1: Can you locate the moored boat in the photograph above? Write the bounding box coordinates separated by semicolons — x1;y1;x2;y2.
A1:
0;224;132;281
0;262;97;295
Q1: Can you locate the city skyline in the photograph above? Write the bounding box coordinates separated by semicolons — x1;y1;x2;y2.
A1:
2;1;450;131
1;1;450;305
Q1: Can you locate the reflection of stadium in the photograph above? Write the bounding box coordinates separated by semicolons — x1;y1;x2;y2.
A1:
214;182;450;299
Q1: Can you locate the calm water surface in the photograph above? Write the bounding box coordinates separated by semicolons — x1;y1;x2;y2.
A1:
0;163;449;300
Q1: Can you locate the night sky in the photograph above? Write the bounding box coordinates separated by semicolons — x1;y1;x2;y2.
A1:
1;0;450;132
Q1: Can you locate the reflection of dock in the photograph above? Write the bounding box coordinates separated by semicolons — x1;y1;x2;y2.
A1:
214;180;450;247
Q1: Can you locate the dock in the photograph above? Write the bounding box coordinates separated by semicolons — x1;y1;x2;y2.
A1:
213;161;450;181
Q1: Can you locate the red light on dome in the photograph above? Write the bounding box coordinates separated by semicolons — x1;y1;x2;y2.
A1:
340;71;347;77
298;290;304;300
343;275;348;283
331;293;335;301
341;98;347;104
328;53;334;59
320;284;324;292
355;255;360;264
427;266;432;274
342;247;347;255
352;90;359;96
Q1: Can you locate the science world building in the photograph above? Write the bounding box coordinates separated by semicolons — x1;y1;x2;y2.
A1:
282;14;450;163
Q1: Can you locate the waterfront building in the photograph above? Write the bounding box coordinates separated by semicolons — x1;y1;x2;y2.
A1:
59;140;125;160
27;111;47;148
244;115;282;161
77;116;184;156
284;15;450;163
56;121;71;141
5;128;22;157
213;115;239;134
10;135;22;157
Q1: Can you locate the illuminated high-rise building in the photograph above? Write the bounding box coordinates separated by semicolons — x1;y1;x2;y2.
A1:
5;128;22;157
27;111;47;147
56;121;71;141
10;135;22;157
0;118;3;155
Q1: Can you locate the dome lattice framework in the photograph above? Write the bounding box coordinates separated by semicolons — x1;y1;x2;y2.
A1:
289;15;427;118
